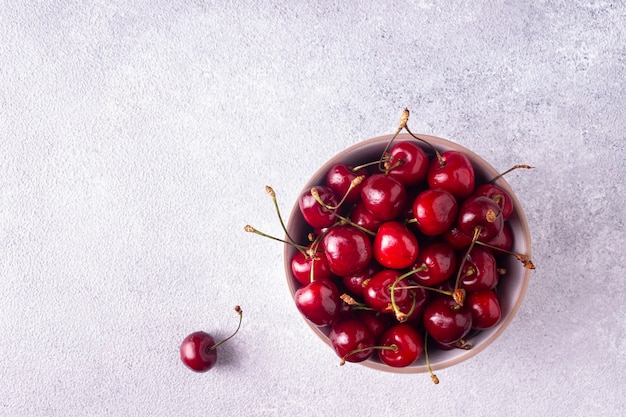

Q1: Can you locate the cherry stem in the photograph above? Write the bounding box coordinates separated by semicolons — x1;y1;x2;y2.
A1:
424;333;439;384
376;108;408;173
340;344;398;366
208;306;243;351
244;225;310;255
340;293;373;310
475;240;536;270
311;175;365;212
403;124;445;168
389;264;428;321
265;185;296;245
453;226;483;306
489;164;534;183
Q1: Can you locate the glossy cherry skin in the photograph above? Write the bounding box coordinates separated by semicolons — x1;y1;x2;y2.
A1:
386;141;429;187
322;225;373;277
427;150;475;199
299;185;339;229
355;309;393;340
349;201;384;233
360;173;408;221
473;183;514;220
363;269;411;314
466;290;502;330
180;331;217;372
342;261;381;297
329;318;375;363
411;241;457;286
373;221;419;269
487;221;514;251
326;163;369;205
459;246;498;291
377;324;424;367
423;296;472;344
290;249;333;285
443;225;473;249
412;188;458;236
458;195;504;242
294;277;341;326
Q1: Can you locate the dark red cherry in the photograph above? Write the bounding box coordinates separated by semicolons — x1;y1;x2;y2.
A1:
411;241;457;286
458;195;504;242
299;185;339;229
363;269;411;314
355;310;393;340
350;201;384;233
360;174;408;221
377;324;424;367
180;331;217;372
459;246;498;291
342;261;381;297
395;281;430;324
423;296;472;344
486;221;514;251
473;183;514;220
442;225;473;249
329;318;375;363
294;277;341;326
466;290;502;330
322;225;373;277
427;150;475;199
386;141;429;187
326;163;369;205
290;248;333;285
412;188;458;236
373;221;419;269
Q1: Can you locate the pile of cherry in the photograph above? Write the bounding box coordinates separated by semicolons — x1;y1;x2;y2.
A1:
247;112;534;382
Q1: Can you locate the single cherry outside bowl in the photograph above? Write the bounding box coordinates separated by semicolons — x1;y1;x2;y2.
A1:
284;133;532;373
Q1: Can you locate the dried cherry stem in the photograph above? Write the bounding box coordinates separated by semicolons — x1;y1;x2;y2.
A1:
452;226;483;306
244;225;309;256
389;264;428;322
489;164;534;183
340;293;373;311
452;339;472;350
307;233;326;283
208;306;243;351
475;240;536;270
265;185;296;244
424;333;439;384
340;344;398;366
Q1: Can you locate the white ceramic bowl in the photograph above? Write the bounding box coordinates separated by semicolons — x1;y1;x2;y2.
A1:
284;133;532;373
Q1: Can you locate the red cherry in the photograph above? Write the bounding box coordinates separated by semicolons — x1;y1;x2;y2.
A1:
466;290;502;330
377;324;424;367
355;309;393;340
458;246;498;291
342;261;381;297
412;188;458;236
373;221;419;269
290;248;333;285
411;241;457;286
294;277;341;326
180;331;217;372
442;225;473;249
180;306;243;372
486;221;514;251
350;201;384;233
360;173;408;221
329;318;375;363
299;185;339;229
457;195;504;242
473;183;514;220
423;296;472;344
322;225;373;277
427;150;475;199
326;163;369;205
363;269;411;314
386;141;429;187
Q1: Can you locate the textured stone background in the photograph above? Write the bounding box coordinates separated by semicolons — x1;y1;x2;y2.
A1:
1;1;625;416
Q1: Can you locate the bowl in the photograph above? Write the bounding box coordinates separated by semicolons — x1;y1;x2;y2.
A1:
283;133;532;373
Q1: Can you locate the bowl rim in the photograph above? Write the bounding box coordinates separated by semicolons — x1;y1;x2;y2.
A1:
283;133;532;373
